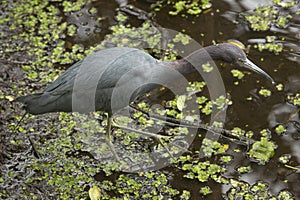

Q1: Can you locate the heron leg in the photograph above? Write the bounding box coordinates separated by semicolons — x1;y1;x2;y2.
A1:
105;115;120;162
105;116;112;140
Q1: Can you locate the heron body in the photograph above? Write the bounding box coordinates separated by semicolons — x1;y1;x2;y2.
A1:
17;47;159;115
17;43;274;116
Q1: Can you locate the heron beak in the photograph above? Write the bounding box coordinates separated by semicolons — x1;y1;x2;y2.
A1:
237;58;275;84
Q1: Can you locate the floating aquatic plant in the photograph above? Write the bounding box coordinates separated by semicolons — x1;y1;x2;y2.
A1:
248;137;276;164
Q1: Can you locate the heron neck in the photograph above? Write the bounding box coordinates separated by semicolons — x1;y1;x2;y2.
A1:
172;46;220;75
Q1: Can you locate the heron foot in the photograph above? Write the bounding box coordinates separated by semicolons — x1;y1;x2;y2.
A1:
111;121;178;158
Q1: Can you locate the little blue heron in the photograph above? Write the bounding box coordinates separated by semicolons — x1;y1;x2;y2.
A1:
16;43;274;139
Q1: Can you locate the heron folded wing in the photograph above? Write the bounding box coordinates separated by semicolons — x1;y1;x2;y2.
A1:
44;47;158;95
43;60;82;92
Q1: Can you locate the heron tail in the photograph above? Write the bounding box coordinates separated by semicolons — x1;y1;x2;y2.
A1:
16;93;46;115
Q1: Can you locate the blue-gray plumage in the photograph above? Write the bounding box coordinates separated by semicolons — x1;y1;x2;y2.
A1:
16;43;274;138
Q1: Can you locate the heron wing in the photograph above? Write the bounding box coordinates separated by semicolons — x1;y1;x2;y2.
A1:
43;60;82;93
42;47;157;95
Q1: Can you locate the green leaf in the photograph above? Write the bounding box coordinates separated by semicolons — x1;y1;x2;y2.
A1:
177;95;186;111
248;137;276;164
89;186;101;200
231;69;244;79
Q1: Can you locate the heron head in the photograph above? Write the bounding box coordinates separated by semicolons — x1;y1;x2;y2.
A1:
215;43;275;84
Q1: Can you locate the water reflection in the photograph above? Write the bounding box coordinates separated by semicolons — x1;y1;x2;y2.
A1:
285;74;300;93
223;0;273;12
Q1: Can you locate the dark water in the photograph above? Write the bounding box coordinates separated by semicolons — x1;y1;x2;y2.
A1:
102;0;300;198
